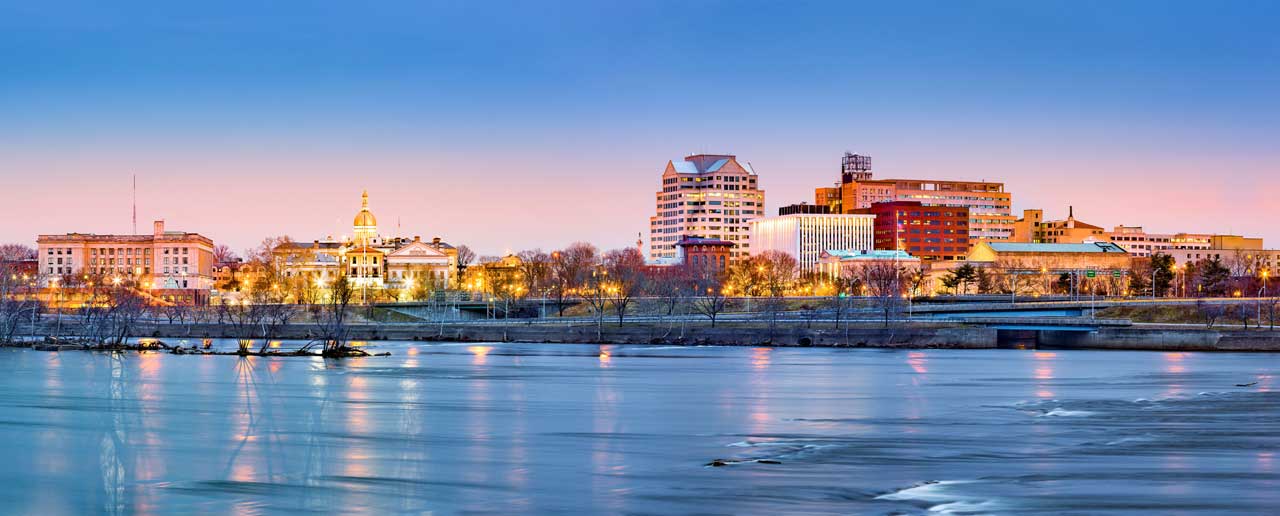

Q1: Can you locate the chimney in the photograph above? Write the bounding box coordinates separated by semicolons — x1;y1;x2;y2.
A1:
414;235;421;242
1068;206;1074;219
432;237;441;245
153;220;165;236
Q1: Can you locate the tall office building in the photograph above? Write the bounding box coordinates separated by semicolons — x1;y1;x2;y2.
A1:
815;152;1015;243
649;154;765;263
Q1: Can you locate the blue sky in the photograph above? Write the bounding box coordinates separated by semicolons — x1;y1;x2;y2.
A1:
3;1;1278;254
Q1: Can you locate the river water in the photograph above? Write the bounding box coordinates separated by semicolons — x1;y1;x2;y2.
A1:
0;342;1274;515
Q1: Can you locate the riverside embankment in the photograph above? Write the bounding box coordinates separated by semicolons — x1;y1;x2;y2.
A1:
20;319;1280;351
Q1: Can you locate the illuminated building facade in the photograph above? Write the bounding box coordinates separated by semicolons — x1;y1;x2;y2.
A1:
674;236;735;270
818;249;921;279
1028;207;1105;244
649;154;765;263
36;220;215;305
749;213;875;272
274;192;457;294
867;201;969;261
1105;226;1212;257
815;152;1013;243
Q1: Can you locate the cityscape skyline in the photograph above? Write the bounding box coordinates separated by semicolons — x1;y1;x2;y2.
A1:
5;1;1280;254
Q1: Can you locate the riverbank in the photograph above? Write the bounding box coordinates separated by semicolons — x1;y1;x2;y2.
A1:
17;319;1280;351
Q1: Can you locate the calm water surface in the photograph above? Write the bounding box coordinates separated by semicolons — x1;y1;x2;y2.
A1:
0;342;1275;515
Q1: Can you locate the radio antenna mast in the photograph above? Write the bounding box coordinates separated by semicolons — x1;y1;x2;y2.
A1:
132;174;137;234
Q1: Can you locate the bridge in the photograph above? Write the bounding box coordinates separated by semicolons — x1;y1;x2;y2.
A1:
911;297;1266;317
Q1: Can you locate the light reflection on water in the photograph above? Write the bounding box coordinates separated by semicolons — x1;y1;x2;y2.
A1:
0;343;1274;514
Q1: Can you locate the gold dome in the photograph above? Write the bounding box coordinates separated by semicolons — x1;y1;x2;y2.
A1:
353;190;377;228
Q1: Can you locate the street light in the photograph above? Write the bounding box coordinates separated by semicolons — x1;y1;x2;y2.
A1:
1258;269;1269;325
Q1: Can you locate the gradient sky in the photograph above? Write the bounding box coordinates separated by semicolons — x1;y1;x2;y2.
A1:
3;1;1279;256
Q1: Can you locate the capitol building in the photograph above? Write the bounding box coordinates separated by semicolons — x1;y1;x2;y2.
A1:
272;191;459;299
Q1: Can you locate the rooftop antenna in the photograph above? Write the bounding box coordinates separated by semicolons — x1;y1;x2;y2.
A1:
132;174;137;235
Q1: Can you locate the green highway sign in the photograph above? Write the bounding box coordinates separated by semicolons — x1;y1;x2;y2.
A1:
1113;270;1123;278
1086;270;1096;278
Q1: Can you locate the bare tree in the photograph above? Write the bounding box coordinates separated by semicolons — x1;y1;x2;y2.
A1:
857;261;907;327
455;244;477;285
0;244;36;261
690;266;729;327
582;265;610;340
1196;299;1225;328
829;266;861;331
550;242;598;317
212;244;239;264
102;282;148;346
0;264;38;343
604;247;646;326
163;303;191;325
648;263;692;323
250;277;296;352
309;275;360;357
756;251;798;336
225;300;266;353
517;249;551;296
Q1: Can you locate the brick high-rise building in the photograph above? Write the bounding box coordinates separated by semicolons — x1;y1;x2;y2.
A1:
649;154;765;263
816;152;1014;243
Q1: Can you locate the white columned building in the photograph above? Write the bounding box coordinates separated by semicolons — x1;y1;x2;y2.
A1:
749;213;875;272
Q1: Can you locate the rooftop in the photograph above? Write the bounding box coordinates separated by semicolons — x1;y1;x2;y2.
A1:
823;249;919;261
675;237;735;247
669;154;755;175
986;242;1128;254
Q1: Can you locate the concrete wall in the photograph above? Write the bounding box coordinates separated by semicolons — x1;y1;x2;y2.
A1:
30;321;997;349
23;320;1280;351
1040;328;1280;352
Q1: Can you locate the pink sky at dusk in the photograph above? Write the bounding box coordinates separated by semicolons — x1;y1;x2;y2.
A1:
4;134;1275;258
4;2;1279;257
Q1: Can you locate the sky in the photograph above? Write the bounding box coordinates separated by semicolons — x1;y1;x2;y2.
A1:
3;1;1279;256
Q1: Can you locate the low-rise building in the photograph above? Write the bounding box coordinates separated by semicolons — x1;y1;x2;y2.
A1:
1010;209;1043;242
36;220;215;305
1210;235;1263;251
1167;248;1280;276
818;249;921;279
1104;226;1213;257
674;237;734;271
968;241;1131;272
272;192;458;298
462;254;524;298
1028;207;1105;244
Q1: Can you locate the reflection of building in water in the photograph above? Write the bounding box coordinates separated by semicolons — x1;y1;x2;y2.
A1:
1033;351;1056;398
467;346;492;366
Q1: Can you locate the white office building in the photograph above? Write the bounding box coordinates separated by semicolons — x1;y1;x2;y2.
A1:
749;213;875;272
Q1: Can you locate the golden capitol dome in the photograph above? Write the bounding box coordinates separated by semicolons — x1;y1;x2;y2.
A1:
353;190;377;228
